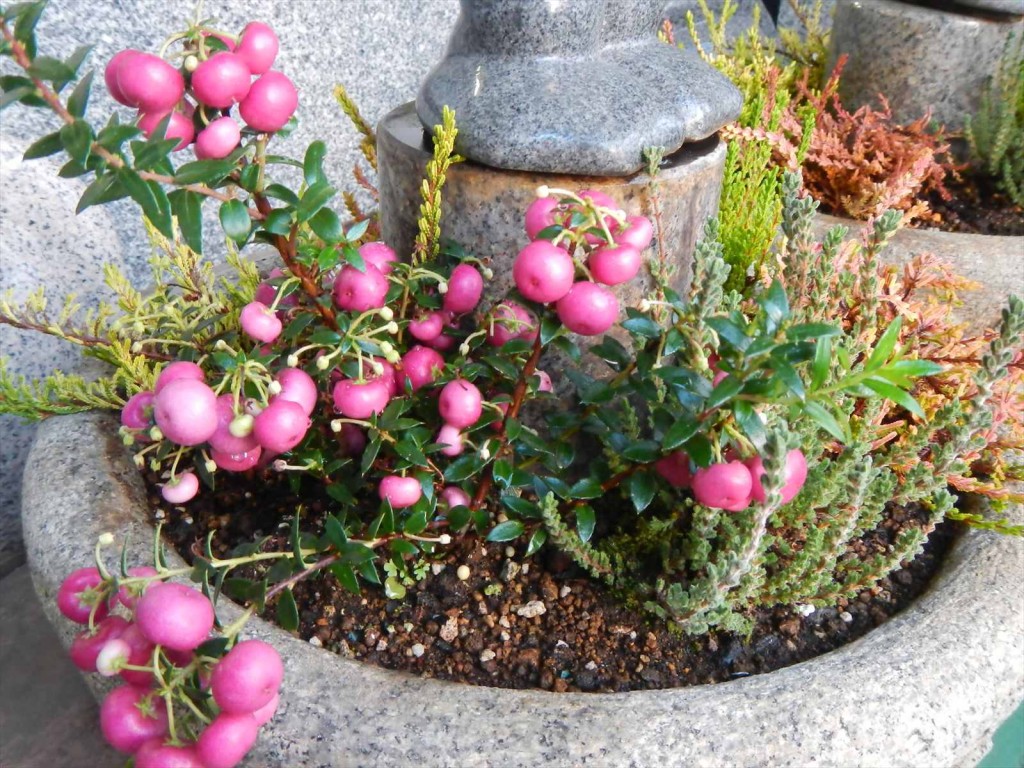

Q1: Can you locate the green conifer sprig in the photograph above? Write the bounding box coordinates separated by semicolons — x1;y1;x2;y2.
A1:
412;106;461;266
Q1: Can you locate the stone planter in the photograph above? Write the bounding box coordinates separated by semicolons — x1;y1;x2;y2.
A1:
22;411;1024;767
810;212;1024;334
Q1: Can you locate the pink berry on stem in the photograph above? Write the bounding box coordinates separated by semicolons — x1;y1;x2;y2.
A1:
533;369;553;393
332;378;391;419
116;623;158;687
486;301;538;347
135;582;215;652
117;53;185;113
190;52;252;108
443;264;484;314
57;567;109;624
379;475;423;509
513;240;575;303
409;310;445;342
118;566;160;610
617;215;654;251
556;281;619;336
121;391;156;430
436;423;464;457
211;446;263;472
654;451;693;489
239;70;297;133
400;346;444;391
249;691;279;726
100;686;168;754
104;50;141;105
440;485;471;509
161;471;199;504
587;243;642;286
331;263;389;312
358;242;398;274
69;615;131;672
253;399;310;453
197;714;260;768
209;395;260;455
135;739;204;768
195;117;242;160
153;379;219;446
746;449;809;505
240;301;283;343
137;111;194;151
235;21;279;75
272;367;318;415
210;639;284;714
155;361;205;393
438;379;483;429
524;196;562;240
692;460;754;511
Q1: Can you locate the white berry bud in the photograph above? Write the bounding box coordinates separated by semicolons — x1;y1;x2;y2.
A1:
148;426;163;442
215;339;229;351
459;343;470;357
379;306;394;322
536;185;550;199
286;354;299;367
98;532;115;547
133;454;145;469
482;267;494;280
183;54;199;72
229;414;254;437
639;299;652;313
439;534;452;545
96;639;130;677
131;342;144;354
385;350;401;365
437;282;449;295
272;459;288;471
371;361;384;375
479;445;491;461
330;419;342;433
133;321;145;335
387;321;399;335
380;341;394;355
268;380;282;395
316;356;331;371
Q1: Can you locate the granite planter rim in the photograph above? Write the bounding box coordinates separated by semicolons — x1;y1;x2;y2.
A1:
22;410;1024;767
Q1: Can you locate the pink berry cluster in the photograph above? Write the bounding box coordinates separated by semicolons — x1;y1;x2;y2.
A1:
655;448;808;511
516;188;654;337
58;566;283;768
104;21;295;158
121;357;316;504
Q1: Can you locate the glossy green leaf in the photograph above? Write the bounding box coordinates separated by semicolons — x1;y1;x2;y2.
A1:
863;377;925;418
524;527;547;557
275;588;299;632
662;415;700;451
167;189;202;254
66;69;93;117
811;336;831;390
706;375;743;409
707;316;750;351
22;131;63;159
329;563;360;595
59;120;92;163
486;520;524;542
296;180;335;222
173;159;236;186
628;471;657;513
576;505;596;543
864;316;903;371
262;208;293;236
27;55;75;83
219;199;251;245
569;477;603;499
310;207;343;243
732;400;767;449
303;140;327;185
804;400;849;442
265;183;299;205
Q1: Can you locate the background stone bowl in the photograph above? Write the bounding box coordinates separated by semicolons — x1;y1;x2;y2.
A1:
21;410;1024;767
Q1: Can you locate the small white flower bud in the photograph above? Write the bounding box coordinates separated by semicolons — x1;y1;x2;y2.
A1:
439;534;452;545
330;419;342;433
205;459;217;474
638;299;652;313
482;267;494;280
385;350;401;365
229;414;254;437
316;356;331;371
272;459;288;471
387;321;399;335
96;639;130;677
286;354;299;367
536;185;550;199
459;343;470;357
371;361;384;375
437;282;449;295
215;339;229;351
380;341;394;355
379;306;394;322
148;426;163;442
131;342;144;354
98;532;115;547
133;321;145;335
183;54;199;72
133;454;145;469
479;445;491;461
268;380;282;395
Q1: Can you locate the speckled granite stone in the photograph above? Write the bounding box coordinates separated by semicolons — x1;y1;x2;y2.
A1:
378;101;725;378
21;411;1024;767
417;0;742;175
0;136;139;578
829;0;1024;132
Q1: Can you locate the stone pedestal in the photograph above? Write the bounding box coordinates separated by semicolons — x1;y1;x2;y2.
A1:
829;0;1023;132
378;102;727;306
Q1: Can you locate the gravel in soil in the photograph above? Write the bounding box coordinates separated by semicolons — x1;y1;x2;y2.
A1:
154;471;956;693
924;174;1023;236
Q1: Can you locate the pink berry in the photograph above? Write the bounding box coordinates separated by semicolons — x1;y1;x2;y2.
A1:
438;379;483;429
69;615;130;672
746;449;809;505
617;215;654;251
443;264;484;314
211;446;263;472
235;21;279;75
118;566;160;610
692;460;754;511
556;281;619;336
436;423;464;457
440;485;471;509
196;714;259;768
137;110;194;151
254;267;297;309
331;263;388;312
57;567;109;625
272;367;318;415
190;52;252;108
100;685;168;754
533;369;553;393
253;399;310;453
654;451;692;488
486;301;537;346
96;637;133;677
153;379;218;446
409;310;445;342
116;623;158;687
161;471;199;504
332;378;391;419
400;346;444;391
209;395;259;455
579;189;620;245
155;361;205;393
135;582;215;652
513;240;576;303
105;50;141;105
210;639;284;714
117;53;185;114
378;475;422;509
524;196;563;240
336;422;367;456
135;739;204;768
121;391;156;430
425;331;456;352
587;244;642;286
239;301;283;343
195;116;242;160
369;357;399;397
239;70;297;133
358;242;398;274
249;691;279;726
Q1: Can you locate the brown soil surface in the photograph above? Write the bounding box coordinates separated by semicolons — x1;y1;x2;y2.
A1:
924;174;1024;236
154;471;956;693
